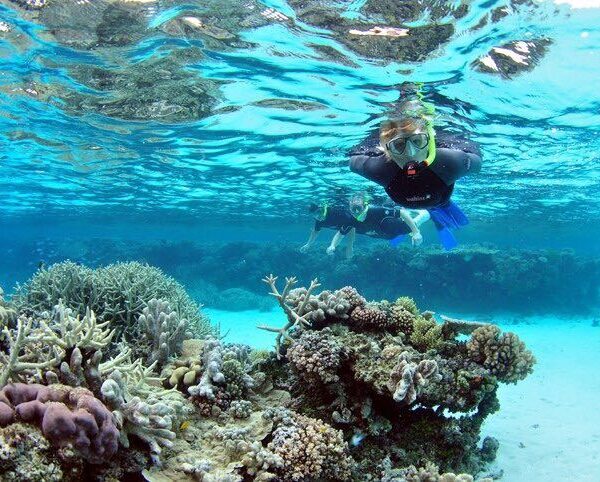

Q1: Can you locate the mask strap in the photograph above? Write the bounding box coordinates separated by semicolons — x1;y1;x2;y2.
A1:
321;203;328;220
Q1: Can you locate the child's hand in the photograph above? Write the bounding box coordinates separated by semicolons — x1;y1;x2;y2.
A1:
411;231;423;247
326;245;336;256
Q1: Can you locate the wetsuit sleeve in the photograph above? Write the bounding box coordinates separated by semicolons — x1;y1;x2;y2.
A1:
430;148;482;185
349;151;399;187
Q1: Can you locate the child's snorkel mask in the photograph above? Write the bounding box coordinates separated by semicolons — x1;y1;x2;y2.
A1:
350;194;370;222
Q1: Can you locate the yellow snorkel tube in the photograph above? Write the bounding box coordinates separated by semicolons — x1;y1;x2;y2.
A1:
404;83;437;166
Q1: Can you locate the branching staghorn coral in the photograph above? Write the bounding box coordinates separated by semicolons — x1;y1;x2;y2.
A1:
14;261;214;339
38;301;114;352
0;317;62;388
0;287;17;326
257;275;319;358
0;300;118;389
134;298;188;367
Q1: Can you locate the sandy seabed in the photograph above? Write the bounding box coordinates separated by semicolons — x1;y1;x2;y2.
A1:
206;308;600;482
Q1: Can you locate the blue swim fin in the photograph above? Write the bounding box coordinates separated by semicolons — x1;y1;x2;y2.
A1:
437;227;458;251
389;234;406;247
429;201;469;230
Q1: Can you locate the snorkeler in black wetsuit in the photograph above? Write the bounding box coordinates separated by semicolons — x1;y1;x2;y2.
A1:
300;199;430;258
349;114;482;249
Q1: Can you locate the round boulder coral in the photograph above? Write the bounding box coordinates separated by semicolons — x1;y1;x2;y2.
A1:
349;304;389;331
466;325;535;383
287;328;344;384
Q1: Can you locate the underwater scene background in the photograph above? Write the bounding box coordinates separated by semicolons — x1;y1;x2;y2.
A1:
1;0;599;481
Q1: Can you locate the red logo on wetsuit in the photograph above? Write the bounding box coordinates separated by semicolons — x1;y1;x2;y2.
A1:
406;162;418;177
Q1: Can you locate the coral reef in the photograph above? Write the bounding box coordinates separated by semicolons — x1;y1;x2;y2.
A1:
1;260;537;481
6;241;598;315
0;423;64;482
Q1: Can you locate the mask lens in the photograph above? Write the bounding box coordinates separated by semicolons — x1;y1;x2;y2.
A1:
410;133;429;149
388;137;407;154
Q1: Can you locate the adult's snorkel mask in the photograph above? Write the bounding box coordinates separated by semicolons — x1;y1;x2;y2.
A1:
390;83;437;165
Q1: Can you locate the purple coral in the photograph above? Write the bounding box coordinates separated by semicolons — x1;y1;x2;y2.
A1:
0;383;119;463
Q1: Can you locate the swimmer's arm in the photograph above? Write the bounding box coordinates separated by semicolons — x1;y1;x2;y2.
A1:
300;226;319;252
349;150;397;187
412;210;431;227
432;148;482;185
398;208;420;237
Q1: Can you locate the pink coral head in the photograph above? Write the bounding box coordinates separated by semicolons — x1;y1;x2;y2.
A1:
3;383;44;406
14;399;47;424
0;402;14;427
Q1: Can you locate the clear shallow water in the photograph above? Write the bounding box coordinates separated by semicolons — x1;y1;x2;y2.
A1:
1;0;600;232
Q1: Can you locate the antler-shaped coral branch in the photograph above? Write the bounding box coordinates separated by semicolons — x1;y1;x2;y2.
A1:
257;275;321;358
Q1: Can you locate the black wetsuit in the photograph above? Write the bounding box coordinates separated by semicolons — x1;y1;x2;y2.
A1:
315;205;411;240
349;130;482;209
354;206;411;240
314;206;356;235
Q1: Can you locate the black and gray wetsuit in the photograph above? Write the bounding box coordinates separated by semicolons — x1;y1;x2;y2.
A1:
314;206;356;234
354;206;411;240
349;130;482;209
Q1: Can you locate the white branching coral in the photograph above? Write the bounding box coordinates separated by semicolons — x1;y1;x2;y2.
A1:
0;317;62;388
38;301;114;352
257;275;319;358
135;298;188;366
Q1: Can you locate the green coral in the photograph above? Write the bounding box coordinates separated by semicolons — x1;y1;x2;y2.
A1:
395;296;420;316
14;261;214;339
410;317;443;352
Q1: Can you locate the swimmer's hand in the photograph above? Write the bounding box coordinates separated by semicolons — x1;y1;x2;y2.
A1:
410;231;423;247
326;245;336;256
299;244;310;253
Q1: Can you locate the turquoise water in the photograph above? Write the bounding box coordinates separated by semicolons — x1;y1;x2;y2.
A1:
1;0;600;481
